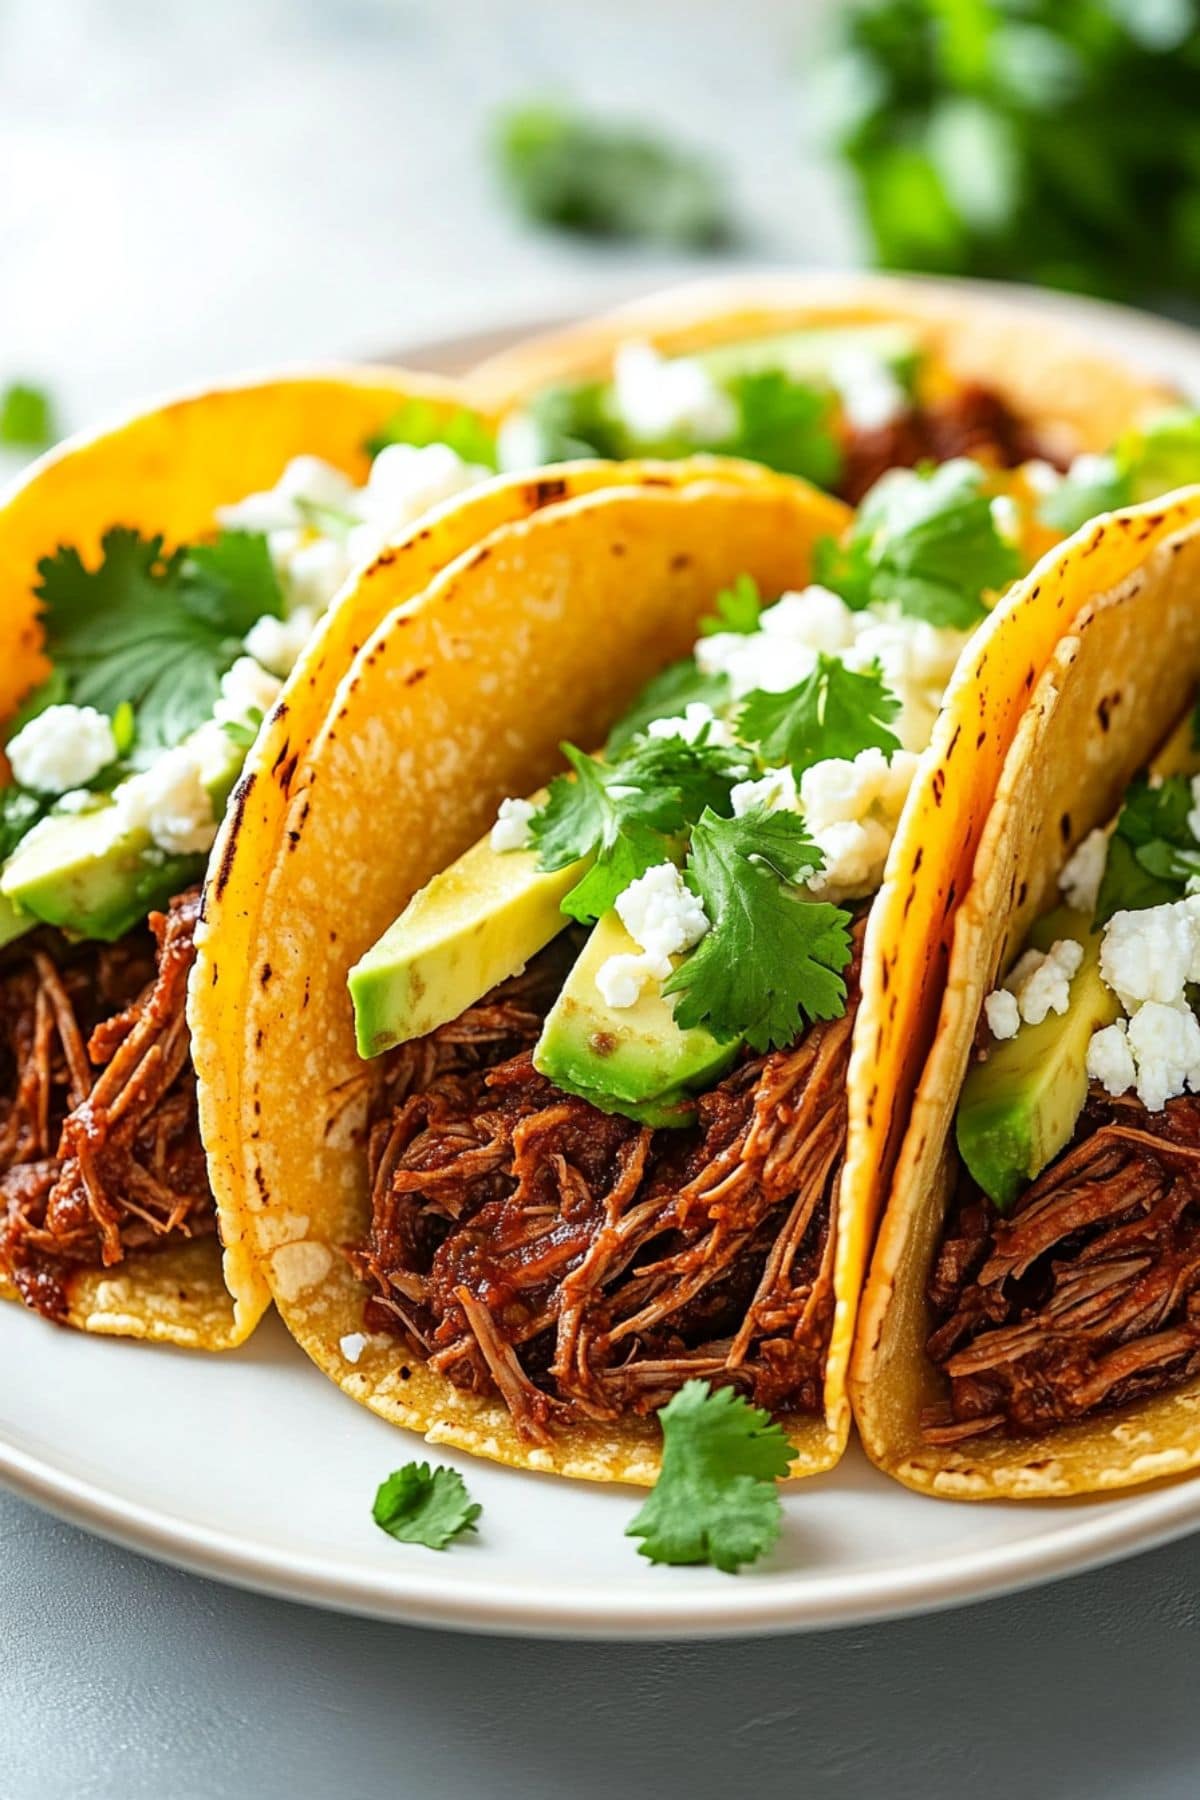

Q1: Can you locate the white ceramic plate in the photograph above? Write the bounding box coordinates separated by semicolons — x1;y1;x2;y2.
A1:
4;279;1200;1641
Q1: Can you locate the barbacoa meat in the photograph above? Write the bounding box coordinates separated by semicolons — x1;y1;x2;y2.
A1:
840;384;1055;505
0;890;215;1321
354;929;861;1444
924;1091;1200;1444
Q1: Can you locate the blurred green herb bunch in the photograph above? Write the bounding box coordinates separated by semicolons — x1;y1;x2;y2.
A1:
825;0;1200;304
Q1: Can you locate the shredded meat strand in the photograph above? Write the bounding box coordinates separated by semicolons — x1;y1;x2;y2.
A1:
354;927;861;1442
0;890;214;1321
839;384;1057;505
924;1091;1200;1443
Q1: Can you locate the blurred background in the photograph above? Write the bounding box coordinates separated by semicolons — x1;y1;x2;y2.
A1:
2;0;1199;446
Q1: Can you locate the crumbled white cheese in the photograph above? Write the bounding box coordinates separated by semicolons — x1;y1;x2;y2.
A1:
1058;827;1109;915
990;493;1021;546
1021;459;1064;498
243;606;319;677
611;341;738;445
984;987;1021;1042
113;737;219;856
490;796;535;854
844;613;968;753
1067;451;1118;491
495;411;548;474
1091;1001;1200;1113
7;704;117;795
1086;1017;1138;1097
218;455;358;535
829;348;907;432
212;656;283;729
800;746;920;903
596;862;709;1009
731;764;799;818
339;1332;367;1365
805;817;895;903
1099;897;1200;1013
646;702;735;748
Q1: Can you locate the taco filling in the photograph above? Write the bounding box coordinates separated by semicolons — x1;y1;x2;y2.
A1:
0;433;492;1320
346;457;1034;1441
926;731;1200;1443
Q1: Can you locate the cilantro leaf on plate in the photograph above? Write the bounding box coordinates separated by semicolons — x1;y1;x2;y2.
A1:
1094;774;1200;926
605;660;731;753
816;458;1021;627
0;381;57;451
372;1462;481;1551
718;370;843;489
700;573;763;637
664;806;853;1051
625;1380;794;1573
737;654;901;777
36;526;283;756
365;398;497;468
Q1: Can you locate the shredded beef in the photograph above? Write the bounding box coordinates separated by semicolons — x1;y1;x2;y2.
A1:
923;1091;1200;1443
839;384;1056;505
0;890;214;1321
354;927;861;1443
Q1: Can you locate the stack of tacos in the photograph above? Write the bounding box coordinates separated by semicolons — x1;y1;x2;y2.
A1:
3;276;1200;1512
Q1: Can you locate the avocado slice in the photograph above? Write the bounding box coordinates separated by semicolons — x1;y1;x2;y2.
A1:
956;905;1120;1211
1;806;202;943
695;324;921;391
533;912;739;1124
0;892;33;950
349;824;591;1058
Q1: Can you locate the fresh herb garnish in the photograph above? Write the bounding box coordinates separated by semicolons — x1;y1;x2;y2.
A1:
626;1380;793;1573
494;103;731;248
1036;455;1128;534
815;459;1021;627
605;661;732;754
0;381;57;451
718;370;843;489
1094;774;1200;926
0;788;49;862
372;1463;481;1551
36;527;283;756
738;654;901;777
664;806;852;1051
366;399;497;469
700;573;764;637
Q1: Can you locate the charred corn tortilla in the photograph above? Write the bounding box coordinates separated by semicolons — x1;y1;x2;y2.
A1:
468;273;1178;465
852;491;1200;1498
193;462;1200;1483
0;367;496;1348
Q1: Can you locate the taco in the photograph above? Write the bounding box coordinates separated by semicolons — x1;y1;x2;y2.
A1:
852;488;1200;1497
192;441;1200;1480
0;366;506;1347
469;273;1180;504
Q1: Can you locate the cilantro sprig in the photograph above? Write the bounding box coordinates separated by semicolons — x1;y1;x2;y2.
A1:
664;806;853;1052
35;526;283;756
718;370;843;489
626;1380;794;1573
365;399;497;468
604;661;731;753
372;1462;481;1551
737;655;901;777
815;458;1021;627
1094;774;1200;926
700;573;763;637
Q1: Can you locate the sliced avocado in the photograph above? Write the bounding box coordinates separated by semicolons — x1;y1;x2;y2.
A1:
0;891;32;950
533;912;739;1123
1;806;200;943
695;324;921;391
956;905;1120;1211
349;823;591;1058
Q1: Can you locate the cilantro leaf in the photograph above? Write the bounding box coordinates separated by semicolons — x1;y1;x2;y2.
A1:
718;370;843;488
36;527;282;755
605;660;731;753
0;381;57;451
366;399;497;468
817;459;1022;627
1036;454;1129;534
700;573;763;637
664;806;853;1051
510;381;628;465
626;1380;793;1573
0;788;48;862
1094;774;1200;925
737;654;901;777
530;743;683;923
372;1463;481;1550
494;104;731;248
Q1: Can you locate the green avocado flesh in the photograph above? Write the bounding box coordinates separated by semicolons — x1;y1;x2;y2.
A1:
532;912;739;1125
694;324;921;389
349;824;591;1058
1;807;201;943
956;905;1120;1212
0;891;33;949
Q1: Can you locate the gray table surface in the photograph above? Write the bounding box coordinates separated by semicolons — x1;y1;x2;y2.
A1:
4;1489;1200;1799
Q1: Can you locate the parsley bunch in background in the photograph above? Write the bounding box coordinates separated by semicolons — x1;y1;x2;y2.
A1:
825;0;1200;306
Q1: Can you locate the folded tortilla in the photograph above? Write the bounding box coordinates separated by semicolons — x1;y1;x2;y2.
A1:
852;489;1200;1497
0;367;496;1348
